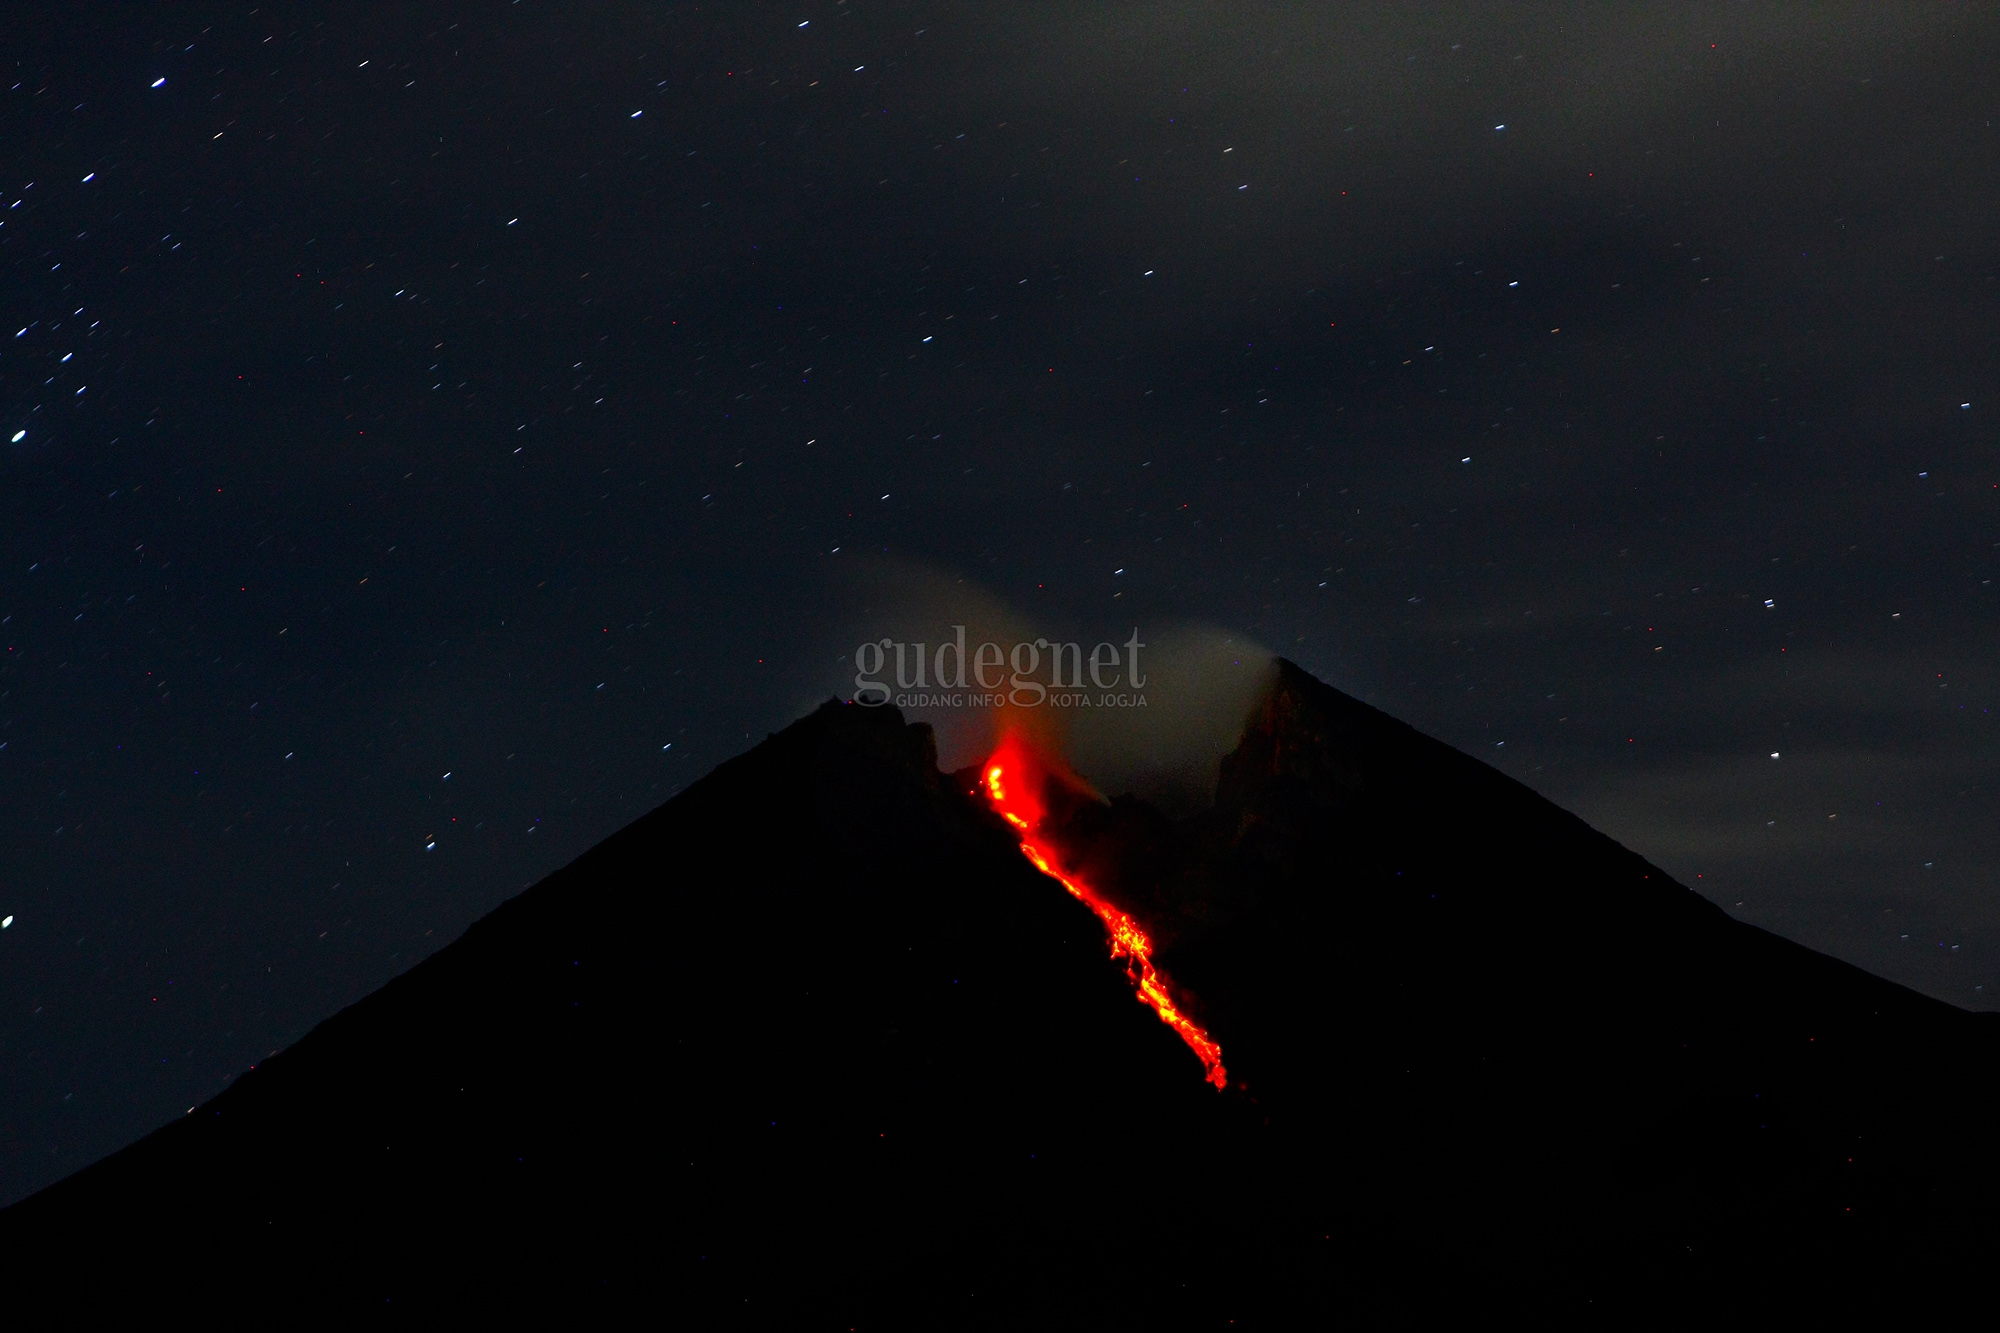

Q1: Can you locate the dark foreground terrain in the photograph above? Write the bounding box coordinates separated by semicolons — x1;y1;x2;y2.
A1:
4;661;1996;1322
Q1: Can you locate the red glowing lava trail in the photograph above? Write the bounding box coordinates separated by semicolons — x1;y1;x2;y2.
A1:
983;735;1227;1090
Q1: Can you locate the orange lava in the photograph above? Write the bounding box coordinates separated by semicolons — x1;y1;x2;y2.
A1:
982;734;1227;1090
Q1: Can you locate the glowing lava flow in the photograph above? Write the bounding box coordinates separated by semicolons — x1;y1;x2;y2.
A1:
983;736;1228;1090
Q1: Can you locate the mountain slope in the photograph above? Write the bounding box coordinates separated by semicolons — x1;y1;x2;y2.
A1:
4;667;1996;1320
0;701;1283;1321
1044;660;2000;1299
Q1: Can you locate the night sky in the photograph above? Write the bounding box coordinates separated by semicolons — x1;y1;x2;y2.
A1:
4;1;1999;1207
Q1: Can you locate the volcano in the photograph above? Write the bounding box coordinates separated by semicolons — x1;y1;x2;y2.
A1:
4;661;1998;1320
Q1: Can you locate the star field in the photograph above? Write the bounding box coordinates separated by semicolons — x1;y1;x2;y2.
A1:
3;0;1999;1206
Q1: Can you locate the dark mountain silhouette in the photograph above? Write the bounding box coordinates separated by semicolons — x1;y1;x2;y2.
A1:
3;661;1996;1321
1043;661;2000;1307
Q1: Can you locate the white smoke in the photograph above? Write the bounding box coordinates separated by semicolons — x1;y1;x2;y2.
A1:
799;556;1276;807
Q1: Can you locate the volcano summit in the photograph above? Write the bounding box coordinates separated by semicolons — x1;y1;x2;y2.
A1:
3;661;1996;1320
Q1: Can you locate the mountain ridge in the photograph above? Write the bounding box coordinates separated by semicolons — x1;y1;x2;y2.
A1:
3;665;1994;1319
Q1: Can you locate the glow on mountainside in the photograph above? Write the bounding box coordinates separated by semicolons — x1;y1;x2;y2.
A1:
982;734;1226;1090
